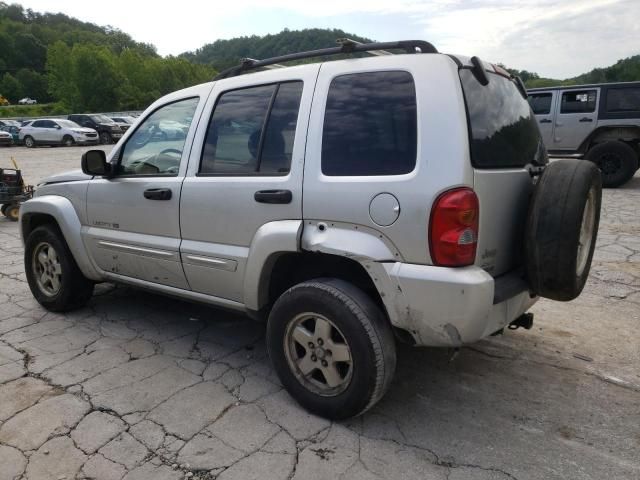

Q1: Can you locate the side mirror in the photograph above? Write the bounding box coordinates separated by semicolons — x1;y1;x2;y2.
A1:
81;150;111;176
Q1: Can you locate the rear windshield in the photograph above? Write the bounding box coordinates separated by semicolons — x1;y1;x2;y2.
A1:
459;69;545;168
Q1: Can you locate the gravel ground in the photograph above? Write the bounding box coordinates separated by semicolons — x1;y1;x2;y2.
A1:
0;145;639;480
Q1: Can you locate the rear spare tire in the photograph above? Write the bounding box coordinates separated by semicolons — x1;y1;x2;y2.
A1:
586;141;637;188
525;159;601;301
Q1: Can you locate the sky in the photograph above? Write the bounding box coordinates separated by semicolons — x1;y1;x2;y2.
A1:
15;0;640;79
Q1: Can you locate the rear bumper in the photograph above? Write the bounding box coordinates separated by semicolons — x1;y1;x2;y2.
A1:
379;262;537;347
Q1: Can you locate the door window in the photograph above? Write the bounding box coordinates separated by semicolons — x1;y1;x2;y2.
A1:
528;93;553;115
117;97;199;176
321;71;417;176
560;90;597;114
200;81;303;175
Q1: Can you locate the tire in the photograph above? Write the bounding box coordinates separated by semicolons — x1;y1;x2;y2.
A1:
99;132;112;144
24;136;35;148
24;225;94;311
267;278;396;420
0;204;7;215
525;159;602;301
586;141;638;188
4;204;19;221
62;135;75;147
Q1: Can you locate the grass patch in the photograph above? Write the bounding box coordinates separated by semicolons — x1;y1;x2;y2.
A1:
0;103;69;118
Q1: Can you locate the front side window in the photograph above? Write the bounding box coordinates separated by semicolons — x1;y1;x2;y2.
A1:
200;81;303;175
31;120;46;128
560;90;597;114
118;97;199;176
528;93;553;115
321;71;417;176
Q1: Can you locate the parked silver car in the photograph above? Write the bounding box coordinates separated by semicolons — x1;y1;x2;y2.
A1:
20;41;601;419
528;81;640;187
18;118;99;147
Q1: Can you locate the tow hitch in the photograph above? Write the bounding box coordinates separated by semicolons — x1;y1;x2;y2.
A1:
508;313;534;330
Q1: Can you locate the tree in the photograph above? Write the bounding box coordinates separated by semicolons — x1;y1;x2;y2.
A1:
0;72;23;102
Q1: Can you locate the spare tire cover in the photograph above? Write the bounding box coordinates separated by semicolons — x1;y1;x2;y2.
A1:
525;159;602;301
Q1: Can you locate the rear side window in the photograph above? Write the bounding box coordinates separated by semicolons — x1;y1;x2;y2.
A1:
528;93;553;115
322;71;417;176
200;81;303;175
459;69;544;169
606;87;640;113
560;90;597;114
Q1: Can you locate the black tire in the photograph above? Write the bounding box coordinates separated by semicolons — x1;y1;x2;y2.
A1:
267;278;396;420
0;204;7;215
586;141;638;188
24;225;94;311
525;160;602;301
62;135;75;147
99;132;112;144
4;204;19;221
24;136;35;148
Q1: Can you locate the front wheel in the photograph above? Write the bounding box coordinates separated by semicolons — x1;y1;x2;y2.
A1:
62;135;75;147
267;278;396;419
99;132;112;144
24;225;94;311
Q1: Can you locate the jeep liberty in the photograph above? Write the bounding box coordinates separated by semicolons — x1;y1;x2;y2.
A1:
20;40;602;419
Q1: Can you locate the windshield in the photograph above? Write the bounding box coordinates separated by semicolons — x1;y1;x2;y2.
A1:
56;119;80;128
459;69;546;168
90;114;113;124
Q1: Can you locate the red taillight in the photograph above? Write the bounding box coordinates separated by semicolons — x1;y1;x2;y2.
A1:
429;187;479;267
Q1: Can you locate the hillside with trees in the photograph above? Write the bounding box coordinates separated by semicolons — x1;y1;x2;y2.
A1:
181;28;374;71
1;2;638;116
0;2;215;113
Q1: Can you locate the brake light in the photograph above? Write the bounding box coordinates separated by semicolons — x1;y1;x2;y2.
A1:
429;187;479;267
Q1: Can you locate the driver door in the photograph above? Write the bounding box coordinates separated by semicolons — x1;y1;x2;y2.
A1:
83;95;203;288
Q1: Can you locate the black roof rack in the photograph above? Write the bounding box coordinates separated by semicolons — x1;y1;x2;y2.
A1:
213;39;438;80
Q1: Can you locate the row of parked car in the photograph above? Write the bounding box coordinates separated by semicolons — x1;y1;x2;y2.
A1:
0;114;140;148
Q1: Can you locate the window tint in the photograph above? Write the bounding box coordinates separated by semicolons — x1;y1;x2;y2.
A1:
528;93;553;115
459;69;545;169
322;71;416;176
118;97;199;176
200;82;303;175
31;120;45;128
606;87;640;113
560;90;597;114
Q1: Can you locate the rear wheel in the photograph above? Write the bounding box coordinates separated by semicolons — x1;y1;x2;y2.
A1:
586;141;637;188
3;204;19;221
24;225;94;311
267;278;396;419
24;136;35;148
525;160;602;301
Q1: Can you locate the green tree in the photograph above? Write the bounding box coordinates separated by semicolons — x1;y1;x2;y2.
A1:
0;72;23;102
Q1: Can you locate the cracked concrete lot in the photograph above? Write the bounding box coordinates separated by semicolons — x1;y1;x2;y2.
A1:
0;146;639;480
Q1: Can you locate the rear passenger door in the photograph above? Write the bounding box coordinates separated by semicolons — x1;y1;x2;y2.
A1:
553;88;599;150
179;67;317;303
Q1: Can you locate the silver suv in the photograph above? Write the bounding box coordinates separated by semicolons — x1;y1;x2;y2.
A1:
19;118;99;147
528;82;640;187
20;41;602;419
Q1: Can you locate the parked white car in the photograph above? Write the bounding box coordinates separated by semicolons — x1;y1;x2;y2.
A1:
18;97;37;105
19;118;99;147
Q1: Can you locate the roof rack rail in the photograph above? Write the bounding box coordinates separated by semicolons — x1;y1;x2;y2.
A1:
336;38;393;56
213;39;438;80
